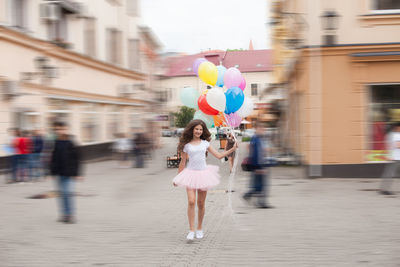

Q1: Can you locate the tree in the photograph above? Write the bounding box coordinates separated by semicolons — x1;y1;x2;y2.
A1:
173;106;196;128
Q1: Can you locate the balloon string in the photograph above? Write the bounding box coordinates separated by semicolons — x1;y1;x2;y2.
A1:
222;113;239;217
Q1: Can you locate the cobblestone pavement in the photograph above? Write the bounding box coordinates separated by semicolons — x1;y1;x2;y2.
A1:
1;138;400;266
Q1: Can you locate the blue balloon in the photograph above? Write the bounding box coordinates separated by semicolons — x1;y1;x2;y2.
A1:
225;87;244;114
216;65;226;87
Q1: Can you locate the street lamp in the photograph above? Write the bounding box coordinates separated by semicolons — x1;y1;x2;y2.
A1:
21;56;58;81
321;10;340;46
34;56;49;70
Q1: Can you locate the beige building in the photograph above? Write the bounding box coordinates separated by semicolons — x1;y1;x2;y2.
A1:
160;49;273;126
0;0;162;160
271;0;400;177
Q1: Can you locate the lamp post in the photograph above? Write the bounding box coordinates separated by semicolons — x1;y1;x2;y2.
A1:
321;10;340;46
18;56;59;131
34;56;58;79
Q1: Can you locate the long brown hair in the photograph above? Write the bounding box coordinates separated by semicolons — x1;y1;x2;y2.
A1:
178;119;211;152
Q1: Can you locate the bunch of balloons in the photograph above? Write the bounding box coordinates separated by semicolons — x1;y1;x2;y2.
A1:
180;58;254;128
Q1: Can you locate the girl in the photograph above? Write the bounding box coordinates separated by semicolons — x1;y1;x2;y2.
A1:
173;120;237;241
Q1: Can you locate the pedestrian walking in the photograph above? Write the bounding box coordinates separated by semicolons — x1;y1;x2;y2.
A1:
15;130;32;182
30;129;44;180
224;130;236;173
41;130;57;178
172;119;237;241
50;122;82;224
3;128;18;183
112;133;132;168
380;122;400;195
242;120;273;208
133;132;147;168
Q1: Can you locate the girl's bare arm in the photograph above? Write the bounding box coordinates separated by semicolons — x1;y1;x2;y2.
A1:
178;151;187;174
208;143;237;160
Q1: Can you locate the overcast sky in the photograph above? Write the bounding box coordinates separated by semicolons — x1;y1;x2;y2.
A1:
140;0;270;54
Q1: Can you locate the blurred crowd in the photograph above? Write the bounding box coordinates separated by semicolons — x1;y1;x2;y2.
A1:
112;132;154;168
2;127;155;184
3;128;50;183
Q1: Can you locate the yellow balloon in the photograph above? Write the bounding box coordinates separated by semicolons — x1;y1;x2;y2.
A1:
198;62;218;86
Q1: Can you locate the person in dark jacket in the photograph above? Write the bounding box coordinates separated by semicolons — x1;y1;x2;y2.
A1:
133;132;146;168
242;120;273;209
50;122;81;223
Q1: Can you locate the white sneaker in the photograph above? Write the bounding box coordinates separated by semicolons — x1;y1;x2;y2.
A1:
195;230;204;239
186;231;195;241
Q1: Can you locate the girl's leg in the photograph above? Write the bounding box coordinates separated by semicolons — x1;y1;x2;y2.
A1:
186;188;196;231
197;190;208;230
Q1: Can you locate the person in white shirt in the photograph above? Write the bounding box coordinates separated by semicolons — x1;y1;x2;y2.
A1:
380;123;400;195
112;133;132;168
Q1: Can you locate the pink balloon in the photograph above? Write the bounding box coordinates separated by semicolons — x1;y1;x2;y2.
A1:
226;112;242;128
224;68;242;89
239;76;246;90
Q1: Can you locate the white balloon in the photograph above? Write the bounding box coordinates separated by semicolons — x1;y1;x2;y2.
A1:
237;97;254;118
206;87;226;112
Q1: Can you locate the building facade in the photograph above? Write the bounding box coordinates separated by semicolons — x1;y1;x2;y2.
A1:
0;0;161;162
270;0;400;177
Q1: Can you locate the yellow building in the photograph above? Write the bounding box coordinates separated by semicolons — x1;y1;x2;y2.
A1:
270;0;400;177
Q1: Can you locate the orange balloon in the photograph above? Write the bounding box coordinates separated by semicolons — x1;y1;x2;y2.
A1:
213;112;226;127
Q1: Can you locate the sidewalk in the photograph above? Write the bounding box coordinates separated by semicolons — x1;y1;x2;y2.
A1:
0;138;399;266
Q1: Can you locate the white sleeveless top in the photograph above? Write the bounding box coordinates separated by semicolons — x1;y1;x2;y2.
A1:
183;140;210;170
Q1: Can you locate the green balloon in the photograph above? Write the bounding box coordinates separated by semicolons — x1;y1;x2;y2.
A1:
180;87;200;109
193;110;213;128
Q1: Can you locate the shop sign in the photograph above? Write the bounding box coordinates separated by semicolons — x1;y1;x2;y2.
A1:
366;150;389;162
156;115;169;121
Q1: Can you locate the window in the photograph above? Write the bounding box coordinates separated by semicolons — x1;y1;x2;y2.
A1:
362;0;400;25
251;84;258;96
374;0;400;11
366;84;400;162
48;99;70;111
107;106;121;139
14;111;39;131
10;0;27;29
81;113;99;143
106;0;122;6
168;88;173;100
47;99;70;133
130;110;142;130
126;0;138;16
106;28;123;65
84;18;96;57
81;104;99;143
128;39;140;70
48;11;68;43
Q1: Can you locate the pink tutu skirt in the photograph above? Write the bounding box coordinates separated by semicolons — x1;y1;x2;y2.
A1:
173;165;220;191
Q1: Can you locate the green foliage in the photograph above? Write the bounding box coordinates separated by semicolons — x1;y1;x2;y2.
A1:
173;106;196;128
241;136;251;142
226;48;244;51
